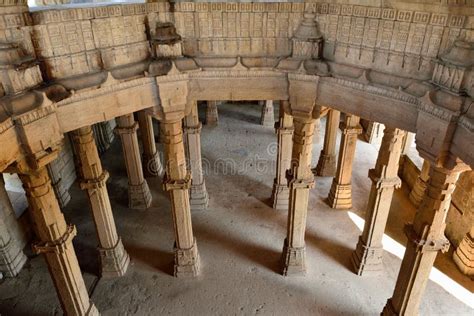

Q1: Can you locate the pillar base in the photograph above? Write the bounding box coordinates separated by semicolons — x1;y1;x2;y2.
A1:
128;181;152;210
351;237;384;276
143;151;164;178
189;182;209;211
381;299;397;316
281;238;306;276
313;152;337;177
327;181;352;209
99;238;130;278
453;232;474;276
0;239;27;277
271;181;289;210
174;239;200;278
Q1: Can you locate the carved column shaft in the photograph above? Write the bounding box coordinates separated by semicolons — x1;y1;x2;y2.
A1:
261;100;275;127
19;166;98;315
137;111;163;178
184;102;209;211
314;109;340;177
115;114;152;209
206;101;219;126
352;128;405;275
383;165;463;315
73;126;130;277
272;101;294;210
327;114;362;209
409;160;431;207
282;117;316;276
162;120;199;277
0;177;27;277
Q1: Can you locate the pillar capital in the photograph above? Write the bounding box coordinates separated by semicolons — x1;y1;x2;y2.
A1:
114;122;139;135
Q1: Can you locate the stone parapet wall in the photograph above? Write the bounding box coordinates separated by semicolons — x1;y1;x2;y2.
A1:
1;1;472;83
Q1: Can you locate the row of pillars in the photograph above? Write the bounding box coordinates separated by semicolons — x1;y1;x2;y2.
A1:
268;102;468;314
0;100;470;315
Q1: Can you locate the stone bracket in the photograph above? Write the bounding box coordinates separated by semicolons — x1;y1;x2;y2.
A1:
341;125;363;135
114;122;139;135
79;171;109;190
368;169;402;189
404;224;450;253
184;122;202;134
163;172;192;191
288;177;315;189
32;225;77;255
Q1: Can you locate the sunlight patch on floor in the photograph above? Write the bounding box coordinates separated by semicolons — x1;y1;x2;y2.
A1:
347;211;474;309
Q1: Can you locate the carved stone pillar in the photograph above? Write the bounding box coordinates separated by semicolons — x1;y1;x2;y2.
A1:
137;111;163;178
47;162;71;208
206;101;219;126
161;120;200;277
184;102;209;211
73;126;130;277
261;100;275;127
281;117;316;276
453;226;474;276
351;128;405;275
0;177;27;277
409;160;430;208
314;109;340;177
92;121;115;155
382;164;465;315
19;166;99;315
327;114;362;209
115;114;152;210
271;101;294;210
362;121;385;145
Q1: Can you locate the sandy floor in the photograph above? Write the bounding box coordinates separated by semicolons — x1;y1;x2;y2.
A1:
0;102;472;315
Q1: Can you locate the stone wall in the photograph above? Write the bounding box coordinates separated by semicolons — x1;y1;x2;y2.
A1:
2;1;472;87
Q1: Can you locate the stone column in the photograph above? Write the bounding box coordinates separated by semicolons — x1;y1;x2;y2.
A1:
351;128;405;275
73;126;130;277
161;120;200;277
453;226;473;276
92;121;115;155
314;109;340;177
137;111;163;178
184;102;209;211
362;121;385;145
19;166;99;315
47;162;71;208
281;117;316;276
261;100;275;127
0;177;27;277
401;132;415;156
115;114;152;209
271;101;294;210
382;164;464;315
409;160;430;207
206;101;219;126
327;114;362;209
